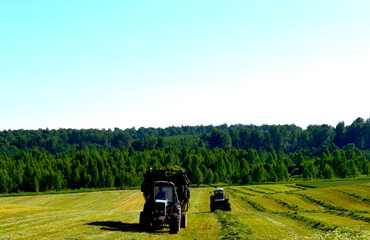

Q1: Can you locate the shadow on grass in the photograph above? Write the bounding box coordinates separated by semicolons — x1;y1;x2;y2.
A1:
87;221;143;232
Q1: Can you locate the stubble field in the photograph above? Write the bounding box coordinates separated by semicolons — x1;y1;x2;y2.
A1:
0;179;369;239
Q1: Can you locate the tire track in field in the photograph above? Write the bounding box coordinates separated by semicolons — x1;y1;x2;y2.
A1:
183;188;221;239
189;187;211;213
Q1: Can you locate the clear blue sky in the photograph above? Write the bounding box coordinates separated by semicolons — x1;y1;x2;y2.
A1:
1;0;369;130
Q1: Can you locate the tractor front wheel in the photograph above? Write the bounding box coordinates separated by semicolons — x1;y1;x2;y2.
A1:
139;211;152;231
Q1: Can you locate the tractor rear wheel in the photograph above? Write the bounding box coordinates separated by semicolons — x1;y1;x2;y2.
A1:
210;203;215;212
170;214;180;234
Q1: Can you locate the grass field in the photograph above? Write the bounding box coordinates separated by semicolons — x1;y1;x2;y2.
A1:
0;179;369;239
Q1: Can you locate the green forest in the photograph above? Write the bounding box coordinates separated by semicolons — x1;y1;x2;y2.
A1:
1;117;369;193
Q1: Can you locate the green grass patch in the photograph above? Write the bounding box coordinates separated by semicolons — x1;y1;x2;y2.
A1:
296;177;370;188
0;187;140;198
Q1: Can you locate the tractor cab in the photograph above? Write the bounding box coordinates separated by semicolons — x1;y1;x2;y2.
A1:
213;188;226;201
210;188;229;201
150;182;177;216
154;184;174;201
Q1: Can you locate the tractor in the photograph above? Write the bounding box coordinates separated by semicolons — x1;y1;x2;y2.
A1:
139;167;191;234
210;187;231;212
197;183;231;212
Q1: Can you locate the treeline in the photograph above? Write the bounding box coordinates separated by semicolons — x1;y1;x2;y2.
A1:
1;118;370;155
0;146;369;193
0;117;369;193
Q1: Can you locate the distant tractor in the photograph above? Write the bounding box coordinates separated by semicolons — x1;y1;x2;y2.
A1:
210;187;231;212
197;183;231;212
139;167;191;234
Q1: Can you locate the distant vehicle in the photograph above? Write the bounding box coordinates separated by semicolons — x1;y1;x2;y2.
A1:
210;187;231;212
197;183;231;212
139;168;191;234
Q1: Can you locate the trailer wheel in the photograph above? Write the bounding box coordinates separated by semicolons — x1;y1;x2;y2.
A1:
181;212;187;228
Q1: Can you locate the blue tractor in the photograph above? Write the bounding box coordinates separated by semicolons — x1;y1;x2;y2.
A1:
139;168;191;234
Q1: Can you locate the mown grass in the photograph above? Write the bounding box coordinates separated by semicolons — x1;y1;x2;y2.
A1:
0;179;369;239
215;210;254;239
272;193;320;211
297;189;370;212
229;179;370;239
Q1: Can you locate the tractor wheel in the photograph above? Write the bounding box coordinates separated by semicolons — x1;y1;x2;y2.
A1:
139;211;151;231
170;214;180;234
181;212;187;228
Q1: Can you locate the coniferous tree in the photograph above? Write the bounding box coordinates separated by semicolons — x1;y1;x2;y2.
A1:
276;162;289;181
323;164;334;179
209;129;231;149
363;161;370;175
205;168;214;183
337;162;351;178
193;167;203;184
349;161;360;177
252;164;266;182
334;122;346;148
0;169;9;193
52;171;62;191
34;176;39;192
240;158;251;184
